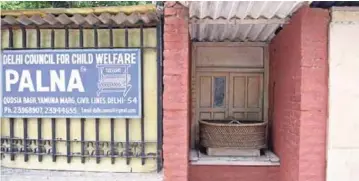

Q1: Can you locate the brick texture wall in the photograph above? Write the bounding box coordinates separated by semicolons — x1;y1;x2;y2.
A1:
163;2;190;181
190;166;279;181
269;6;329;181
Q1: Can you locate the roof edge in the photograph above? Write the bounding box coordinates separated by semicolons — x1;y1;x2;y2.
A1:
1;4;157;17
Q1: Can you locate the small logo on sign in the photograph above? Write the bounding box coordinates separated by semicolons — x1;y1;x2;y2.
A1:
96;65;132;97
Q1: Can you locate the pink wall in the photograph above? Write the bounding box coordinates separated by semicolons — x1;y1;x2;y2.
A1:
269;6;329;181
163;3;329;181
190;166;279;181
163;2;190;181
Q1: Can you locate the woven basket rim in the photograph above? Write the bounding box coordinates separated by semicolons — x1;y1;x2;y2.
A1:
199;119;267;127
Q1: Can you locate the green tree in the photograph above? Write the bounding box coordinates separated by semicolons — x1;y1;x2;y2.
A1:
0;1;153;10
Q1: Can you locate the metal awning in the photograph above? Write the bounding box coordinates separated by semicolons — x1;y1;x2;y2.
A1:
189;1;306;42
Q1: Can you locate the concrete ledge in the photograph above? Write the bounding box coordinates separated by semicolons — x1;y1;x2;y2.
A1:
1;167;163;181
190;149;280;166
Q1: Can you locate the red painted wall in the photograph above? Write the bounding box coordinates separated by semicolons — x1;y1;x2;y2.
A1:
269;6;329;181
190;166;279;181
163;2;190;181
163;3;328;181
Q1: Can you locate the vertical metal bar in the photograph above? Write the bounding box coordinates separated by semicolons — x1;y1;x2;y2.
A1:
36;26;41;49
21;26;26;48
94;25;98;48
9;118;15;160
37;118;42;162
140;24;145;165
156;17;164;172
51;118;56;162
81;118;85;163
65;26;69;49
95;118;100;164
51;29;55;48
109;25;115;164
125;118;130;165
79;26;84;48
124;27;130;165
51;28;56;162
110;118;115;164
66;118;71;163
65;26;71;163
109;25;113;48
8;27;13;48
21;31;27;170
79;26;85;164
94;25;100;164
7;29;14;162
23;118;28;162
125;27;128;47
7;27;15;161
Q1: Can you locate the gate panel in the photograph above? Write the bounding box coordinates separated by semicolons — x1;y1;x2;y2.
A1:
1;27;160;172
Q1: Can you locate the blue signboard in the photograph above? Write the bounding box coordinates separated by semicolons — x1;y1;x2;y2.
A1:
1;49;142;118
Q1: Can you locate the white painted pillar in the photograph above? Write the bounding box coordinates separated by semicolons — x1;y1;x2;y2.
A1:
327;7;359;181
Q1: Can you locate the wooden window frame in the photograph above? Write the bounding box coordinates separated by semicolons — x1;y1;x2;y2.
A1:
191;42;269;150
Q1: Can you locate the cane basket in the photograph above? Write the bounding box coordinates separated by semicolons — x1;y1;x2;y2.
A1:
199;119;267;149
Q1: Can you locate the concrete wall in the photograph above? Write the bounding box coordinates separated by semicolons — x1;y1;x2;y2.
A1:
327;7;359;181
269;6;329;181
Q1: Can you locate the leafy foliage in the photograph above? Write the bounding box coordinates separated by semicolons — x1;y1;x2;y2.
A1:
1;1;153;10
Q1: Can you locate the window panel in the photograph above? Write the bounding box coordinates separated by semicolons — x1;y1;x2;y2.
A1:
213;77;226;108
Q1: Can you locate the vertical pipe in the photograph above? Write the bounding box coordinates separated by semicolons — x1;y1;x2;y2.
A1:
125;118;130;165
110;118;115;164
66;118;71;163
156;17;164;172
51;118;56;162
81;118;85;163
37;118;42;162
140;24;145;165
23;118;28;162
9;118;15;160
95;118;100;163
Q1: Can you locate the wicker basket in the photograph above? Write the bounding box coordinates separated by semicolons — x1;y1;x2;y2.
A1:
199;119;267;149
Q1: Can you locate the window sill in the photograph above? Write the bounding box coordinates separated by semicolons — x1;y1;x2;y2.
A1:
190;149;280;166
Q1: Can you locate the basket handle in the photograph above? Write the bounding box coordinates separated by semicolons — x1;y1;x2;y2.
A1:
226;116;241;124
229;120;241;124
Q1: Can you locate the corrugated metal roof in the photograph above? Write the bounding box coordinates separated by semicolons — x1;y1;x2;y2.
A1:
1;5;159;27
189;1;306;42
